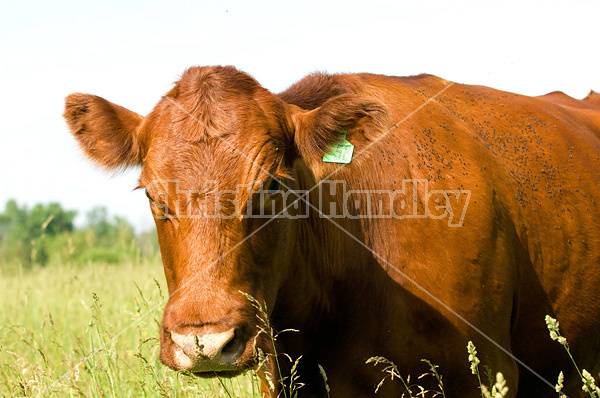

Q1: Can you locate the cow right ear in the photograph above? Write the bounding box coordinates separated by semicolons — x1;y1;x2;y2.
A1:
63;93;144;170
289;94;389;162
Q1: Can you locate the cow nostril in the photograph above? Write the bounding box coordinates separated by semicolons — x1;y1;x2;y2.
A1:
220;328;245;362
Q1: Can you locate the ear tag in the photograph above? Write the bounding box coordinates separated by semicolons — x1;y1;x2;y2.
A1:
322;129;354;164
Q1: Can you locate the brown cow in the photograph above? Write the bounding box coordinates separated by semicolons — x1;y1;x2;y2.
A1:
64;66;600;397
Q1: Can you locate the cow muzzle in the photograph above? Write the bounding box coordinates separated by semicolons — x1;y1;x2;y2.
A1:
167;327;246;373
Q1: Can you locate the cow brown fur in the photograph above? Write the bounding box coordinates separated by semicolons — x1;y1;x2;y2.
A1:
64;66;600;397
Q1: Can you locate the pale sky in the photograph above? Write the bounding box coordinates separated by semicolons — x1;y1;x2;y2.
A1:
1;0;598;231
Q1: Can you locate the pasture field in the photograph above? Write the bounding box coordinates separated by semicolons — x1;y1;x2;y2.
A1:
1;260;595;397
0;261;259;397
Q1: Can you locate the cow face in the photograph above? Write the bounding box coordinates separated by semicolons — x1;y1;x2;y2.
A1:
63;66;388;377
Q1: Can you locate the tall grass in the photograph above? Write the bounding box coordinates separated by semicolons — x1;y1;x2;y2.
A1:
2;259;598;397
0;260;258;397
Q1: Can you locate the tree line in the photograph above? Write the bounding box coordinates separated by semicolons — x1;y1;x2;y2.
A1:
0;200;160;270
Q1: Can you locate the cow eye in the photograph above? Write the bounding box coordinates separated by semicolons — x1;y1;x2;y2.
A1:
266;178;281;192
145;190;173;220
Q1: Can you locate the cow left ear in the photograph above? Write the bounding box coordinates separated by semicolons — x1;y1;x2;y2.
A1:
290;94;389;161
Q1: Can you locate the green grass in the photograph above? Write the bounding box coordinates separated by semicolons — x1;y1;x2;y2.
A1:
2;260;596;398
0;261;259;397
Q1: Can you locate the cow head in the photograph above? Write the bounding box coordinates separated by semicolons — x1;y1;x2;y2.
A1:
63;66;387;377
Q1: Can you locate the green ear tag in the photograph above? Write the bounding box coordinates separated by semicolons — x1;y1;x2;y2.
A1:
322;129;354;164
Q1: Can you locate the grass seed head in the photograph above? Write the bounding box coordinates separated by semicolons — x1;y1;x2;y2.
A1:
467;341;480;375
555;371;564;393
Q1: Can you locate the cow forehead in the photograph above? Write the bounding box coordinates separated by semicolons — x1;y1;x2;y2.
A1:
159;93;270;140
139;67;287;190
142;139;233;184
154;66;271;140
140;132;282;192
